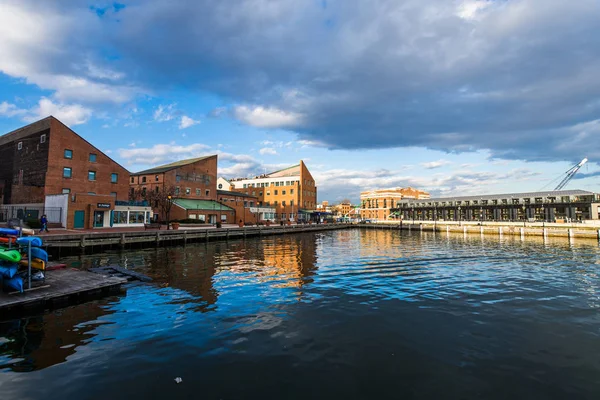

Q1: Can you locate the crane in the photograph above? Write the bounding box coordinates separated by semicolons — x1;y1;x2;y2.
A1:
554;158;588;191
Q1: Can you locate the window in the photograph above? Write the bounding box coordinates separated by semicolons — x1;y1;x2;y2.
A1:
274;201;278;205
63;167;72;178
186;188;191;195
282;190;286;195
64;149;72;159
131;177;134;183
88;192;96;195
40;134;46;143
275;190;278;195
267;191;270;195
275;182;279;187
175;187;180;195
142;176;146;183
221;214;227;222
142;187;147;196
18;142;23;150
88;171;96;181
252;191;256;196
282;201;286;206
243;184;247;188
290;200;294;206
155;175;159;182
89;153;97;162
110;192;117;197
249;202;254;207
218;183;223;189
62;188;70;194
281;213;286;219
205;189;210;196
111;173;118;183
290;189;294;194
196;189;201;195
286;181;290;186
259;191;263;196
244;201;248;207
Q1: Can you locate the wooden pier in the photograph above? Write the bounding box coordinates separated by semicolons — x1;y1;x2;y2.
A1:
42;223;353;256
0;269;126;316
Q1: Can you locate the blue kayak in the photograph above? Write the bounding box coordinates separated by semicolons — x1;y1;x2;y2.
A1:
16;236;43;247
27;247;48;262
0;228;19;236
0;263;18;279
3;275;24;293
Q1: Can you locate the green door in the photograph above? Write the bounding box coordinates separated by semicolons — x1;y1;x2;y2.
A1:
74;210;85;229
94;211;105;228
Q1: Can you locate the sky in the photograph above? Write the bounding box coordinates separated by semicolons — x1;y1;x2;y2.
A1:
0;0;599;203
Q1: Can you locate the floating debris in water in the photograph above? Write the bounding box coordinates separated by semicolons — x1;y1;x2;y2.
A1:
174;377;183;384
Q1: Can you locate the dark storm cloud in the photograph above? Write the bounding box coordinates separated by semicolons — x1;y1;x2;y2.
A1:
5;0;600;163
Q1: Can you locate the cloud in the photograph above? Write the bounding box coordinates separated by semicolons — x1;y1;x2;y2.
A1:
259;147;277;155
0;101;27;118
3;0;600;163
421;159;452;169
233;105;303;128
24;97;92;126
153;104;176;122
118;143;211;166
179;115;200;129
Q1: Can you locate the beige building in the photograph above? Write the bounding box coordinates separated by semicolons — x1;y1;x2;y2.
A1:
228;160;317;221
360;187;430;221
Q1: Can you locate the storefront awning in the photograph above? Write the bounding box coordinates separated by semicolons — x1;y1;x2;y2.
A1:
173;199;234;212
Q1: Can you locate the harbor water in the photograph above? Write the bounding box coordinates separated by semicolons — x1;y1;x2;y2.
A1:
1;229;600;399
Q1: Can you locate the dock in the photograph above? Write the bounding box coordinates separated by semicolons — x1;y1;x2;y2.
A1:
42;223;353;256
0;269;126;316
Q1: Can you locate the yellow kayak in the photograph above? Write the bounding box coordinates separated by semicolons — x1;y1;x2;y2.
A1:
19;258;46;270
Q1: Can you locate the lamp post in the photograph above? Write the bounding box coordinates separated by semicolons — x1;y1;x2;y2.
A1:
480;206;483;225
458;206;461;226
167;195;172;230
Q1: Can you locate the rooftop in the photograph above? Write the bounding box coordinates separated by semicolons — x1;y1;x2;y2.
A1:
132;155;216;175
229;162;302;181
400;189;597;203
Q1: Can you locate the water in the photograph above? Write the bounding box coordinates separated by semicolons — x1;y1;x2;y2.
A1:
1;230;600;399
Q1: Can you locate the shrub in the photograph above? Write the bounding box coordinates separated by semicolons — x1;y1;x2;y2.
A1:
216;222;222;228
26;218;41;229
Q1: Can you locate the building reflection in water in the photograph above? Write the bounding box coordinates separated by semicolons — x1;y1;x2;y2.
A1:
0;300;118;372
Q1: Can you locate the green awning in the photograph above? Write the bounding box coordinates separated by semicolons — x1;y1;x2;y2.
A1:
172;199;234;211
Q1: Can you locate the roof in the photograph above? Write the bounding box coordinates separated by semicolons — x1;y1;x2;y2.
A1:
401;189;597;203
217;190;256;198
132;155;215;175
266;164;301;178
172;199;234;211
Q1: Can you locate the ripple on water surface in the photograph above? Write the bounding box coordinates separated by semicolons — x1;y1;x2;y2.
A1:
1;229;600;399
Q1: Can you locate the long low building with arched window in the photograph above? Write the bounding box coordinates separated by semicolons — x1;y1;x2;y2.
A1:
391;190;600;223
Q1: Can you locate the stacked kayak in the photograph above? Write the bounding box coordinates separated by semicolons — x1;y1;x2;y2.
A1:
0;229;46;293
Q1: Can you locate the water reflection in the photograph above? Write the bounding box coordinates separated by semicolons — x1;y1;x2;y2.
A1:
1;230;600;399
0;300;118;372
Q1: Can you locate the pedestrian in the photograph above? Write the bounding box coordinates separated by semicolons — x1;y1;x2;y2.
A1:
39;214;49;233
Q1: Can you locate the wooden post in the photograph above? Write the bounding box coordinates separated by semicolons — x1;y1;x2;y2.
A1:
156;231;160;246
543;228;548;238
226;229;230;240
499;227;503;237
463;226;467;234
206;229;209;241
80;235;86;249
568;228;574;238
520;227;524;239
120;233;126;249
183;230;187;245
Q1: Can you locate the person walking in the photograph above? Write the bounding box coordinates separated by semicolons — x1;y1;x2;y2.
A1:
39;214;49;233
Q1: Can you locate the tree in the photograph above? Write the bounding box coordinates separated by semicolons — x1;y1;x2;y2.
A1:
146;185;176;229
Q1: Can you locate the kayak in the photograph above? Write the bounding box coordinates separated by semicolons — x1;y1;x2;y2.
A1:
0;263;18;278
27;247;48;262
16;237;43;247
0;249;22;263
3;275;24;293
0;237;16;244
19;258;46;271
0;228;19;236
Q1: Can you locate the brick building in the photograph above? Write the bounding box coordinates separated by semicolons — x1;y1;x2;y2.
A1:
0;116;149;229
130;156;239;223
360;187;430;221
227;160;317;222
218;190;275;224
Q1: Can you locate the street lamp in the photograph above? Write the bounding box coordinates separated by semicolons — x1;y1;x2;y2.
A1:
166;195;172;229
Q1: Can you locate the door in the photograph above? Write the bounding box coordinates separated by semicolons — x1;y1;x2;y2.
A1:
74;210;85;229
209;215;217;224
94;211;105;228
